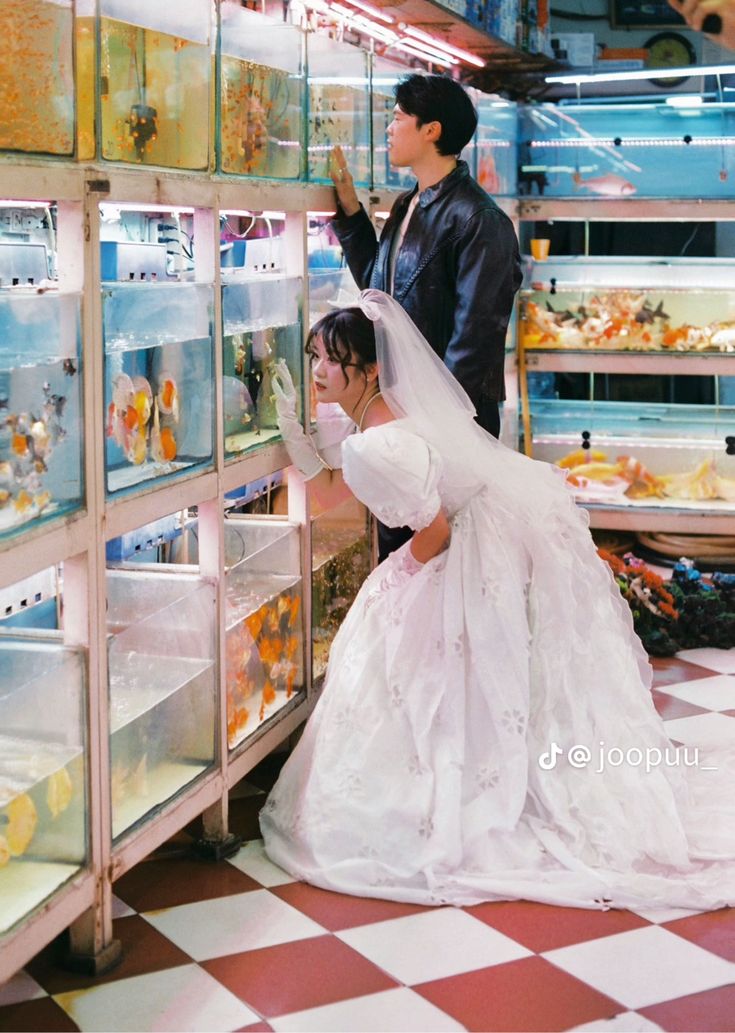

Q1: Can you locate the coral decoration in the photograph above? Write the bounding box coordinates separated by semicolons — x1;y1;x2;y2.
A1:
599;551;735;656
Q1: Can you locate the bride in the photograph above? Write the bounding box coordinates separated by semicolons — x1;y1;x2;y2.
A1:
260;289;735;911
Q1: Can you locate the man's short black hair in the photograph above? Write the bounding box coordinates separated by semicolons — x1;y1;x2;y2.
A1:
394;74;478;156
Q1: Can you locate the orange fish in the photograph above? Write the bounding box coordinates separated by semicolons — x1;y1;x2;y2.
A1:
106;402;115;437
12;433;28;456
124;405;139;431
159;427;177;461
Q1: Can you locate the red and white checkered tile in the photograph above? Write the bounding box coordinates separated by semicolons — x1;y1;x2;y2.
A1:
2;650;734;1033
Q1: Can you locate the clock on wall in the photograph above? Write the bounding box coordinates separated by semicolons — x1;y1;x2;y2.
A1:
644;31;697;87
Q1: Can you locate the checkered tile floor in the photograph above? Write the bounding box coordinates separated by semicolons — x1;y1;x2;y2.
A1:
2;648;735;1032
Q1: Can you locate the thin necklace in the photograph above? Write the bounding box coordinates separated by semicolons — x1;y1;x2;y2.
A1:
357;391;382;432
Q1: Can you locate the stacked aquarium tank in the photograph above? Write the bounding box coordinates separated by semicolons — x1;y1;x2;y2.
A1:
221;275;303;460
106;569;216;840
370;56;414;191
0;290;83;541
103;281;214;496
75;0;97;160
306;33;370;185
521;257;735;353
98;0;211;169
0;632;87;935
218;1;304;180
222;515;304;751
0;0;75;157
472;93;518;197
519;101;735;199
527;399;735;514
311;497;370;680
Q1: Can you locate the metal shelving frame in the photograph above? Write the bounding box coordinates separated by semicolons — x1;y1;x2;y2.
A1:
0;155;400;982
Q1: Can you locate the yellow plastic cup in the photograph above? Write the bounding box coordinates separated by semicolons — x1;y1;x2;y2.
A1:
530;238;551;261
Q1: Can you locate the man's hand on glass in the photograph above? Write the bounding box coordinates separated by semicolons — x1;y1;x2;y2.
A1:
668;0;735;49
329;146;360;217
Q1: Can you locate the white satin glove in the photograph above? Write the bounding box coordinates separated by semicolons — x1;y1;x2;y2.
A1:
272;360;329;481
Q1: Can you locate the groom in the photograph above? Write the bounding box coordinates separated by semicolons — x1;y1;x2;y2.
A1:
330;73;522;557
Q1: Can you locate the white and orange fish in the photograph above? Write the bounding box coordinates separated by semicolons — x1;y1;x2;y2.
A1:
573;172;636;197
157;373;179;422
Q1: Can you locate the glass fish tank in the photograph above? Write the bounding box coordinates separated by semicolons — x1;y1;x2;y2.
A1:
103;282;214;497
98;0;211;169
0;291;83;542
222;516;304;751
527;399;735;513
106;569;216;841
218;1;304;180
0;0;75;157
75;0;96;161
308;265;358;326
519;101;735;199
312;497;371;681
371;56;415;191
0;632;87;935
306;33;370;186
472;93;518;197
521;257;735;353
221;275;303;460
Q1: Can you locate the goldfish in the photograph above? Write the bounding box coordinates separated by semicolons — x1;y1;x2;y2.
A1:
127;430;147;465
557;449;608;469
5;793;38;856
159;427;177;461
47;767;73;818
660;460;724;501
573;172;636;197
13;489;33;513
150;401;173;464
123;405;139;432
0;834;9;868
12;432;28;457
132;381;152;426
567;461;624;481
157;374;179;421
245;610;264;640
617;456;666;498
0;490;9;508
260;637;283;666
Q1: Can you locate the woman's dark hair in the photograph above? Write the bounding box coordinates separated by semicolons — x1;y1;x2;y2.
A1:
306;306;377;387
394;74;478;157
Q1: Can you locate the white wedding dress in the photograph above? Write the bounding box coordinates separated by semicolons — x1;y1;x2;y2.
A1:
261;419;735;911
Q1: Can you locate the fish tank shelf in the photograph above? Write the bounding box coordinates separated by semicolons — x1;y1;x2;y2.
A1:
0;290;83;543
1;0;75;157
222;516;304;752
526;399;735;514
106;569;216;841
521;257;735;355
306;33;370;186
218;2;304;180
103;281;214;498
221;275;303;461
0;634;87;936
519;101;735;200
311;498;370;681
98;0;211;169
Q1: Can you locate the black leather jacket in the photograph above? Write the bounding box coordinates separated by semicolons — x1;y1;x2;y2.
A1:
332;160;522;407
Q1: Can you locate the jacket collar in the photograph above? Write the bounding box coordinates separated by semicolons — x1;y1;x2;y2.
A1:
414;159;469;209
